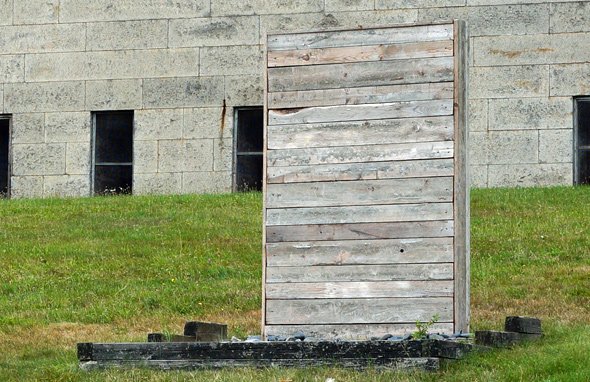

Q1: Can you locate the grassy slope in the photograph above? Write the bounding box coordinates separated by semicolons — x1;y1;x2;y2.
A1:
0;187;588;381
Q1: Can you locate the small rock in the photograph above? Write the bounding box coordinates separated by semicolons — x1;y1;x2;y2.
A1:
292;331;306;341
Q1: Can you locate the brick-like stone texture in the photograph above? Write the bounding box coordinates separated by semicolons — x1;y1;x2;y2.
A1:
326;0;375;12
87;20;169;51
0;0;12;25
135;109;183;140
0;24;85;54
12;143;66;176
66;143;91;175
0;1;585;193
214;138;233;172
143;77;225;109
488;163;572;187
469;65;548;99
158;139;214;173
224;75;264;107
11;113;45;144
10;176;44;199
43;175;90;197
470;165;488;188
468;99;488;132
200;45;264;76
134;140;158;174
550;63;590;96
25;49;200;82
550;2;590;33
4;82;85;113
539;129;573;164
183;107;229;139
14;0;59;25
60;0;210;22
212;0;323;16
377;0;465;9
169;17;260;47
0;55;24;83
488;97;572;130
488;131;539;165
45;112;91;143
418;4;549;36
86;79;143;111
474;33;590;66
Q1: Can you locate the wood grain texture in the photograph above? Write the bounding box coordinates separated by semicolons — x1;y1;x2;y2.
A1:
80;358;441;371
266;158;455;184
264;323;454;339
453;19;471;334
266;203;453;226
266;281;454;299
266;220;454;243
268;57;454;92
268;40;454;67
267;116;454;150
266;177;453;208
267;24;453;51
266;237;454;267
265;297;454;324
266;263;453;283
269;99;453;125
268;82;454;109
267;141;454;167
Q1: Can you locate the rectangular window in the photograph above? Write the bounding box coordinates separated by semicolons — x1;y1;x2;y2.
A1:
575;97;590;185
92;111;133;195
0;116;10;198
234;107;263;192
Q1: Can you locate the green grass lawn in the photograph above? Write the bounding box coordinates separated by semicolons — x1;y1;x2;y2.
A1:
0;187;589;381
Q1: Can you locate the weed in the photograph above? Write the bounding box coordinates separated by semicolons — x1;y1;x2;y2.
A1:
412;314;440;340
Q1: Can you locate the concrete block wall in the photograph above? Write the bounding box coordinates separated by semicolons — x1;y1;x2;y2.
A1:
0;0;587;197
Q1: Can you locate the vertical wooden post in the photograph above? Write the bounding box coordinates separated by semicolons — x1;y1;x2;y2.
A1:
453;19;470;334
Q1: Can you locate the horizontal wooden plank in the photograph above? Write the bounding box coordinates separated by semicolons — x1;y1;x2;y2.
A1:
267;116;454;150
266;203;453;226
266;263;453;283
266;237;454;267
264;323;454;339
266;177;453;208
268;57;454;92
266;281;454;299
266;158;454;184
268;39;454;67
267;24;453;51
265;297;454;324
269;99;453;126
267;141;453;167
266;220;454;242
268;82;454;109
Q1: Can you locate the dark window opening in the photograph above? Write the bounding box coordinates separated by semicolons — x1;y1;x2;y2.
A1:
234;107;263;192
0;117;10;198
575;98;590;185
93;111;133;195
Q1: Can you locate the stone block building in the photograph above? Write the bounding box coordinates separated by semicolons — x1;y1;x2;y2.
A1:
0;0;588;198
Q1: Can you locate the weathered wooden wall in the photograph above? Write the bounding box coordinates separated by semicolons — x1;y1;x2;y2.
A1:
263;21;469;340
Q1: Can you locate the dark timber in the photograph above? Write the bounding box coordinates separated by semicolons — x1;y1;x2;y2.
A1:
77;339;479;371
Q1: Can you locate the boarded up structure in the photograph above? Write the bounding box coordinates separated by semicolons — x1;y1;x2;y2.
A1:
263;21;469;340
